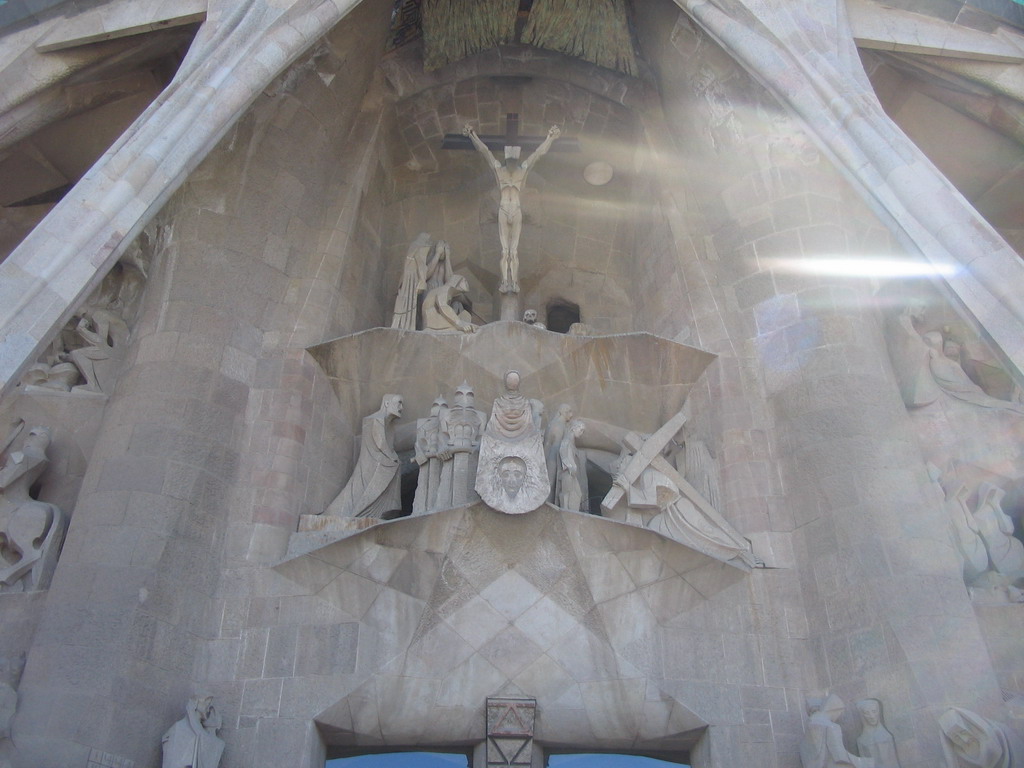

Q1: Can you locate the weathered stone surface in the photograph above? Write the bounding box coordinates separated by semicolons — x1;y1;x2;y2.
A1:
0;1;1021;767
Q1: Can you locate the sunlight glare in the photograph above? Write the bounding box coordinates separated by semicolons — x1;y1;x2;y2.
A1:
762;256;959;278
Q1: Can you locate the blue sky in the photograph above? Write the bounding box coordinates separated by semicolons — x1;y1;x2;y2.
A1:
327;754;467;768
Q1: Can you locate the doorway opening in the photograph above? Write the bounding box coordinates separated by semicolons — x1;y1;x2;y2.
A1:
327;751;471;767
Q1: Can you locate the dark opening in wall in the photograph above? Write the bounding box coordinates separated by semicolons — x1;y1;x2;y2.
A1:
546;300;580;334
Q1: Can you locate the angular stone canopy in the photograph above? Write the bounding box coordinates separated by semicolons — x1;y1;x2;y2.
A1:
276;503;745;751
308;323;716;434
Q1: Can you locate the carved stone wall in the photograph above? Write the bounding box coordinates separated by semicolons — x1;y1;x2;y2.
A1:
0;0;1021;767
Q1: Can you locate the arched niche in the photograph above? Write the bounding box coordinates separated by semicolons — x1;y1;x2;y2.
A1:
373;47;651;332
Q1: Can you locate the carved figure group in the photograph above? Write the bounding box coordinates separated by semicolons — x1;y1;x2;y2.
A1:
389;234;477;333
935;469;1024;597
316;377;755;568
465;123;561;294
23;254;147;395
0;422;66;592
391;233;454;331
887;305;1024;415
601;406;756;567
161;696;224;768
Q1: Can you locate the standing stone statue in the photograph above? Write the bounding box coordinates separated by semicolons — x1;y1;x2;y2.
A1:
161;696;224;768
412;396;449;516
556;419;587;512
680;433;722;514
464;123;561;294
0;425;66;591
475;371;549;514
391;234;454;331
801;694;874;768
855;699;900;768
324;395;403;519
422;275;475;333
436;383;487;509
544;404;574;502
939;707;1021;768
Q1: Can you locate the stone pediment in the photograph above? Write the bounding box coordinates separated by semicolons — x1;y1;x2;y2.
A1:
307;323;716;435
273;503;748;751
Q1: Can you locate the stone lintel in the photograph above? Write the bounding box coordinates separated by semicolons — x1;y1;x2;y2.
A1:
849;0;1024;62
35;1;207;53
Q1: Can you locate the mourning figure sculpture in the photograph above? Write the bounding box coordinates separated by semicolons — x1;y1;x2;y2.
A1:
324;395;403;519
0;424;66;591
475;370;549;514
422;275;475;333
161;696;224;768
939;708;1020;768
855;699;900;768
800;694;874;768
464;123;561;294
556;419;587;512
544;403;574;502
391;233;454;331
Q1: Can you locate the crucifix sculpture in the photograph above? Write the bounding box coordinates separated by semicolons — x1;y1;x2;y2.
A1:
444;114;573;295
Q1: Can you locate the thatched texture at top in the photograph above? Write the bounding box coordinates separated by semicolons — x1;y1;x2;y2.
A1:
422;0;518;70
522;0;638;76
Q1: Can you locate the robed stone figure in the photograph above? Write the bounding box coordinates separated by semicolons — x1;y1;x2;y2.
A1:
412;396;449;516
475;370;548;514
437;383;486;509
390;234;453;331
0;424;66;590
800;695;874;768
162;697;224;768
325;395;403;518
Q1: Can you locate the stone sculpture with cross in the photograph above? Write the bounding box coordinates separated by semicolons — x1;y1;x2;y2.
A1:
461;117;561;295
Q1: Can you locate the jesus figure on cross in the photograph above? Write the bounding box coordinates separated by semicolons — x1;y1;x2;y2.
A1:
464;123;561;294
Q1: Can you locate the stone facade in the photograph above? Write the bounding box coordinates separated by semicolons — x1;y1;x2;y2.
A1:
0;1;1024;768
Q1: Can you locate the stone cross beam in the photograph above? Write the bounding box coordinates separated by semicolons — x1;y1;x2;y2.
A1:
440;112;579;153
